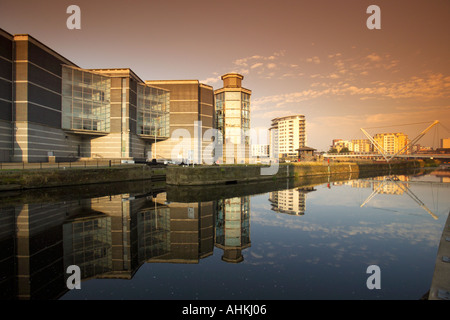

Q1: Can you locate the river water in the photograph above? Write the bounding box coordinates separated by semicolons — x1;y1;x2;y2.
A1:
0;168;449;300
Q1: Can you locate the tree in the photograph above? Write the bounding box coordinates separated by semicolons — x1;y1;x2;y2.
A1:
328;147;338;154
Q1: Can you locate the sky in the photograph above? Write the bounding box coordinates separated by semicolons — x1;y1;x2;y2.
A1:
1;0;450;151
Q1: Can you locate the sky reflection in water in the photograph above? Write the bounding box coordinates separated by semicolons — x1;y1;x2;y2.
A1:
60;172;450;300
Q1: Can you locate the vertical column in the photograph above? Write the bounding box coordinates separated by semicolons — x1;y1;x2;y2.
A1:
15;204;31;299
13;38;28;162
121;78;128;158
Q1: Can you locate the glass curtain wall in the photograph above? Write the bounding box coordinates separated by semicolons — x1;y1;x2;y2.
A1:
136;84;170;138
216;91;251;146
215;92;224;144
137;205;170;261
241;92;250;145
215;196;250;247
224;91;242;145
62;66;111;132
63;216;112;279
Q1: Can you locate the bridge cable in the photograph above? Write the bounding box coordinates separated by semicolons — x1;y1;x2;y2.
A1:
363;121;435;130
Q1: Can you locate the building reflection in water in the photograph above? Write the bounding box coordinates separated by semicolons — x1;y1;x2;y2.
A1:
269;187;315;216
0;191;252;299
215;197;251;263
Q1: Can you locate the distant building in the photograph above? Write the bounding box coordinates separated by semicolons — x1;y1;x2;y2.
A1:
332;140;352;153
251;144;269;158
297;146;316;161
269;115;306;160
441;138;450;149
351;139;373;153
268;126;279;159
214;73;251;163
373;132;410;155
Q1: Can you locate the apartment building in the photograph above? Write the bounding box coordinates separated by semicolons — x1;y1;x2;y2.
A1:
269;115;306;160
373;132;410;155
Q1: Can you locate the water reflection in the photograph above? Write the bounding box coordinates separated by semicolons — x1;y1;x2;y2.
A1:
269;187;315;216
0;168;448;300
216;196;251;263
0;184;253;299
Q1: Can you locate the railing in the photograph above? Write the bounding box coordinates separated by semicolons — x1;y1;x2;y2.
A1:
324;153;450;159
0;159;142;170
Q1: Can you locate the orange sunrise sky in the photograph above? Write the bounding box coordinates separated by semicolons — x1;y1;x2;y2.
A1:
1;0;449;151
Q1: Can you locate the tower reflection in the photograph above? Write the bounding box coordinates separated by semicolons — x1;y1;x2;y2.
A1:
215;196;251;263
0;190;249;299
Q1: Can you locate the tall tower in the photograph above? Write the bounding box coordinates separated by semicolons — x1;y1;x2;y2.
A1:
214;73;251;163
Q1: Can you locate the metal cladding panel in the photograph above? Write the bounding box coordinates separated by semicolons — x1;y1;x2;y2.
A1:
28;84;60;111
28;104;61;127
27;41;66;76
154;83;198;101
28;63;61;93
0;58;12;80
0;33;13;123
0;81;12;101
0;32;13;59
199;86;214;105
0;100;12;122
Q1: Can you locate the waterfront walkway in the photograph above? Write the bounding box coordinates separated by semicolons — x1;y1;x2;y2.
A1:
429;211;450;300
0;159;136;170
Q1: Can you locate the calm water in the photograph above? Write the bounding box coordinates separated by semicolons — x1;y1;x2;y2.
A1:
0;169;449;300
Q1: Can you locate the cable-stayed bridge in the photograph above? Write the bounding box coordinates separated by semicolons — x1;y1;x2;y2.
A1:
325;120;450;162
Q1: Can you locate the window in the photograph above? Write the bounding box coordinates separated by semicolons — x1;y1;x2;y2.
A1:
136;84;170;138
62;65;110;132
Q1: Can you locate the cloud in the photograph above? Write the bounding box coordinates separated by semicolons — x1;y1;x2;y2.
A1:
306;56;321;64
328;53;342;59
253;72;450;112
250;206;442;248
203;50;287;82
233;51;285;67
367;53;382;62
251;62;264;69
200;76;221;84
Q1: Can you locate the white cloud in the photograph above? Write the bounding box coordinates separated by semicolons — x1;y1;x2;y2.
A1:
251;62;263;69
200;76;221;84
306;56;321;64
367;53;382;62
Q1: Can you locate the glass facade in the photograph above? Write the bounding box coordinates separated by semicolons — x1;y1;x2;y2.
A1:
62;66;111;132
241;92;250;145
215;92;224;144
216;196;250;247
215;90;251;145
63;216;112;279
137;84;170;138
137;204;170;261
